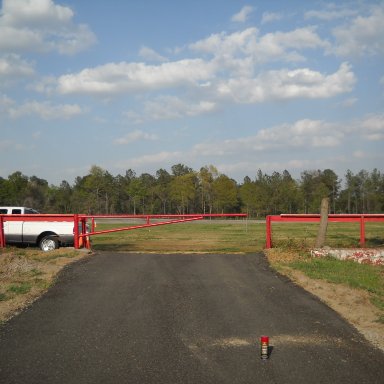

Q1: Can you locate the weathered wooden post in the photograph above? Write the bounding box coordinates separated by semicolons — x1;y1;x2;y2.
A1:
315;197;329;248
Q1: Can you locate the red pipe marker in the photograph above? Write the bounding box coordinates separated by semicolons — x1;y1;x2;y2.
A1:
260;336;269;359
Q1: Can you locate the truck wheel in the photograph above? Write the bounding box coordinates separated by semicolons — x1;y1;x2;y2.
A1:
39;236;59;251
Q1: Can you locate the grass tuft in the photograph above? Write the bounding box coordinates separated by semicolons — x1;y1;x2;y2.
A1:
7;282;32;295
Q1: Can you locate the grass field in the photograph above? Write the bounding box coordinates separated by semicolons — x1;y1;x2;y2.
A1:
90;219;384;252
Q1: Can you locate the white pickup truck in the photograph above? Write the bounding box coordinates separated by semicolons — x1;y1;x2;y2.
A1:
0;207;75;251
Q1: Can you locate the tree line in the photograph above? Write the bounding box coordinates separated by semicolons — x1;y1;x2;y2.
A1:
0;165;383;217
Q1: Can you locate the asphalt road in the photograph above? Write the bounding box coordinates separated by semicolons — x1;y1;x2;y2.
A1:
0;253;383;384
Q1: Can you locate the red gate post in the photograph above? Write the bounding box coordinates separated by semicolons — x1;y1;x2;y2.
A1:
360;216;366;247
81;217;91;249
266;215;272;249
73;214;79;249
0;216;5;248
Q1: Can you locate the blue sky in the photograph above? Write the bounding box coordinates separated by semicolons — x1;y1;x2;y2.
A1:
1;0;383;185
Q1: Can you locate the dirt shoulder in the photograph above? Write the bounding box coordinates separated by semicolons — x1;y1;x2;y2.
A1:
265;250;384;352
0;248;91;323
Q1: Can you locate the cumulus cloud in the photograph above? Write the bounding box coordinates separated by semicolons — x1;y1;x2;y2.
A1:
215;62;355;103
305;4;358;21
114;130;158;145
261;12;283;24
139;46;168;62
0;54;35;79
193;119;344;157
7;100;83;120
0;0;96;54
192;114;384;168
57;59;215;94
144;96;216;120
123;96;216;124
331;5;384;57
360;114;384;140
116;151;182;169
231;6;254;23
27;11;358;124
190;26;328;64
54;24;353;122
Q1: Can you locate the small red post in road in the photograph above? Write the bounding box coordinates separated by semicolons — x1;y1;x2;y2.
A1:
260;336;269;359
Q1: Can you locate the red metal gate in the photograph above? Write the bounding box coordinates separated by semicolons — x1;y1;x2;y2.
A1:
265;214;384;249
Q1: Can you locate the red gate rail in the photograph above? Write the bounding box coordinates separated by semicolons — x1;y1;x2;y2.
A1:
1;213;247;250
0;213;248;249
265;214;384;249
74;213;247;249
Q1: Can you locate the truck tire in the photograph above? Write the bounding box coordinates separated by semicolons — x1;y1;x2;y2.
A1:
39;235;59;251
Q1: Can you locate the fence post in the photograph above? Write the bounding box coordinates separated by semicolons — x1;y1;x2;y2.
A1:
0;216;5;248
266;215;272;249
315;197;329;248
360;216;366;247
74;214;79;249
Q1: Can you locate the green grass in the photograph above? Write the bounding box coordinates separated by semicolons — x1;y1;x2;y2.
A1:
289;257;380;288
0;293;8;301
91;220;263;253
7;282;32;295
90;220;383;253
271;222;384;249
289;257;384;309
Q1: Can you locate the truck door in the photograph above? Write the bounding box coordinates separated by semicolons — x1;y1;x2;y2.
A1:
4;211;23;243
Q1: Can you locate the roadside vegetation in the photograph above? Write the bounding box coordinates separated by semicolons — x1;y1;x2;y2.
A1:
0;247;89;322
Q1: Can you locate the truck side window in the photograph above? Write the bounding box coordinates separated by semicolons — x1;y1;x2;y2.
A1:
12;209;22;214
0;209;7;214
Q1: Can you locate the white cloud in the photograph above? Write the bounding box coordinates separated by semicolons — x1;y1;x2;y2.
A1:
218;159;315;178
57;59;215;95
305;5;357;21
191;114;384;171
1;0;73;26
190;27;258;57
0;94;14;109
190;26;328;64
144;96;216;120
340;97;358;108
8;101;83;120
360;114;384;140
0;0;96;54
123;96;217;124
114;130;158;145
215;62;355;103
253;27;328;63
231;6;254;23
331;5;384;57
139;46;168;62
116;151;182;169
261;12;283;25
0;54;35;79
193;119;344;157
